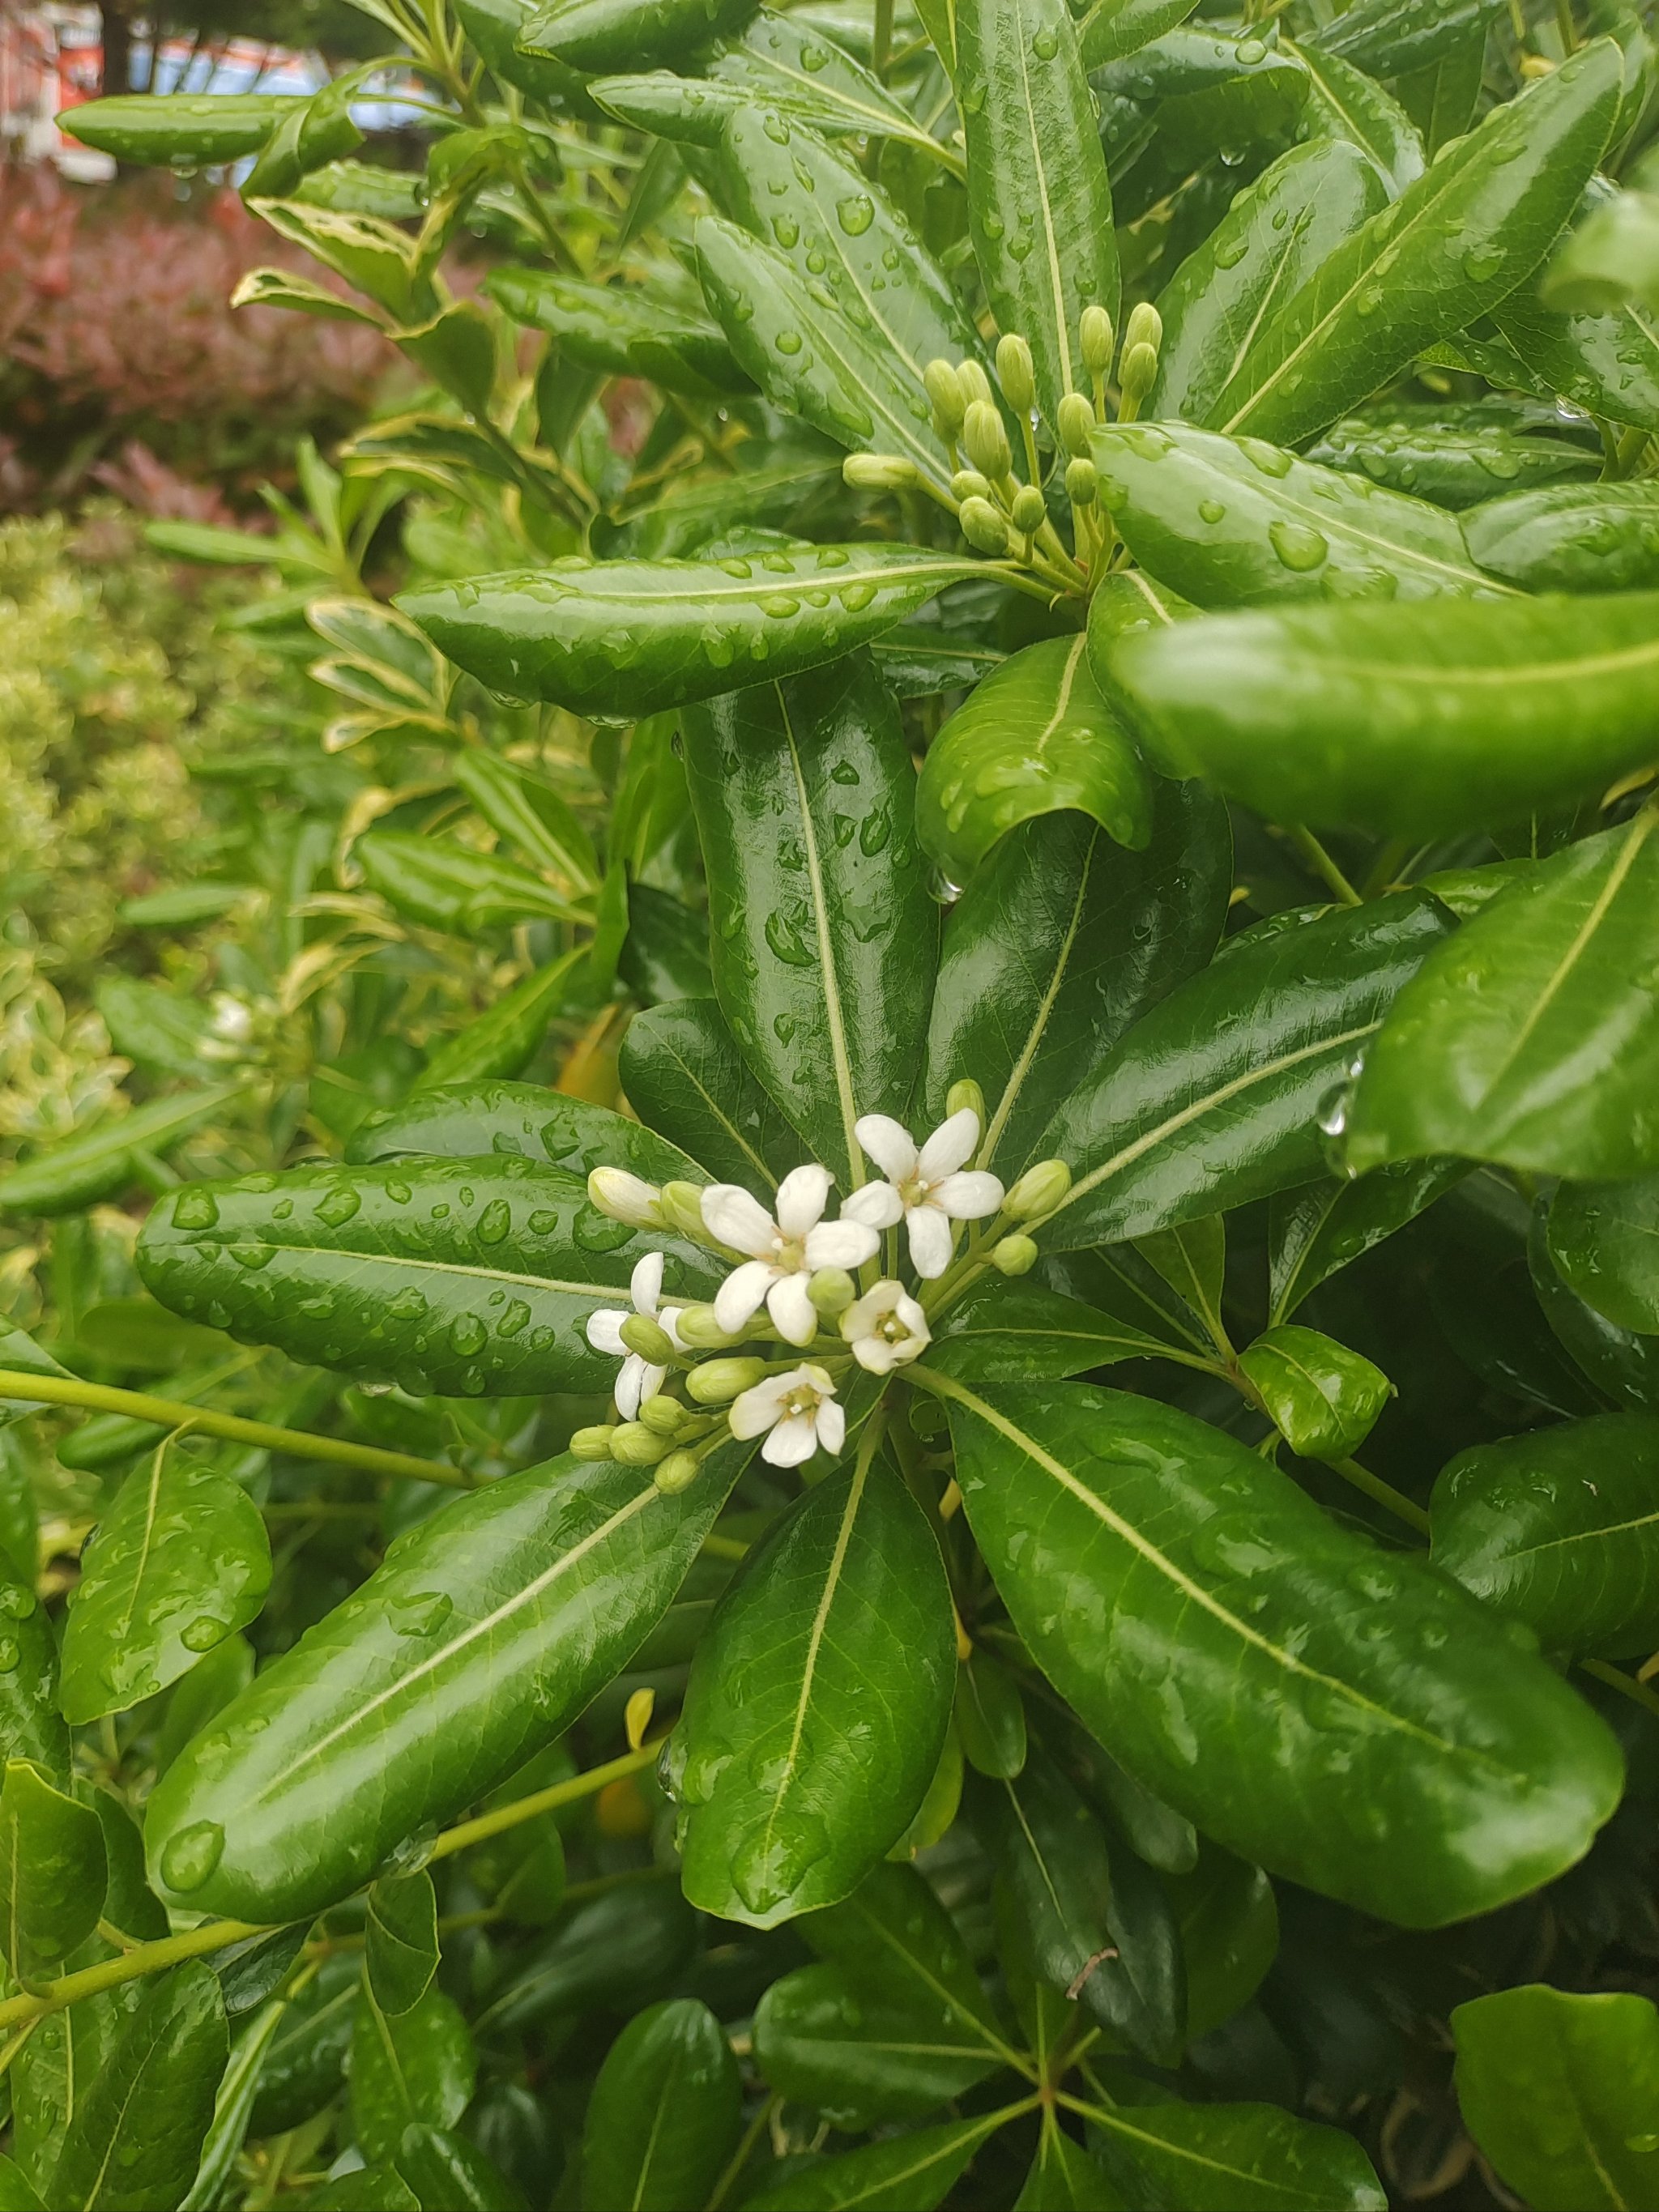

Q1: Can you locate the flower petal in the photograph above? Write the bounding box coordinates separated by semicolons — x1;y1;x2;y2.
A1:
614;1353;647;1421
702;1183;778;1257
762;1413;820;1468
855;1114;919;1183
775;1162;834;1238
629;1251;665;1314
767;1271;819;1347
659;1305;686;1351
841;1183;904;1231
918;1106;982;1181
816;1400;847;1455
906;1204;955;1279
729;1376;787;1438
851;1335;898;1375
805;1217;881;1270
714;1259;776;1335
585;1307;629;1356
932;1170;1005;1221
893;1289;931;1342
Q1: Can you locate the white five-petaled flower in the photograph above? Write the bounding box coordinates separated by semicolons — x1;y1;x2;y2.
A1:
841;1279;932;1373
585;1253;684;1419
842;1109;1004;1279
729;1362;845;1468
702;1166;879;1347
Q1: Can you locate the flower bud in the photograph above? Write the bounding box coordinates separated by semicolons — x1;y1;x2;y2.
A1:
959;496;1013;558
654;1449;700;1495
1065;457;1098;508
1118;341;1159;411
950;468;992;504
1010;484;1047;537
1004;1157;1072;1219
946;1077;986;1126
586;1167;663;1229
570;1424;616;1460
808;1267;856;1316
686;1355;770;1405
992;1233;1039;1276
923;357;966;439
610;1421;672;1466
1057;391;1094;458
661;1180;713;1243
958;358;995;408
676;1302;738;1349
962;399;1013;481
620;1313;678;1365
996;332;1036;417
639;1393;687;1436
1124;300;1163;360
844;452;920;492
1080;305;1115;377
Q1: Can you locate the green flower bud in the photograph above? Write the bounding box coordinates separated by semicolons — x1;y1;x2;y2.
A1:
620;1313;678;1365
586;1168;663;1228
676;1303;738;1349
1004;1157;1072;1219
654;1450;701;1495
660;1180;712;1243
570;1425;616;1460
950;468;993;504
996;332;1036;416
1057;391;1095;458
844;452;920;492
1010;484;1047;537
1118;341;1159;407
1124;300;1163;360
960;495;1013;558
1065;457;1098;508
1080;305;1115;377
686;1355;770;1406
808;1267;856;1316
958;358;995;408
639;1393;687;1436
962;400;1013;481
992;1234;1040;1276
923;357;966;438
610;1421;672;1466
946;1077;986;1126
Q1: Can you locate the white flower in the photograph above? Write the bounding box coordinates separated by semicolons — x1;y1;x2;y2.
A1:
729;1362;846;1468
208;994;254;1043
842;1109;1005;1279
586;1167;664;1230
584;1252;684;1419
840;1279;932;1374
702;1166;878;1348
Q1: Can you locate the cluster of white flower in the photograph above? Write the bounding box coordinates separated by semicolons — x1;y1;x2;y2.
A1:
578;1102;1068;1481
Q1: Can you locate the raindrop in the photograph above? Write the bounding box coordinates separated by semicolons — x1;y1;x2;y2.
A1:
448;1314;488;1357
836;194;873;237
160;1821;225;1894
1199;499;1227;525
181;1617;227;1653
316;1185;362;1229
1269;519;1328;573
0;1639;19;1675
477;1198;512;1246
173;1190;220;1232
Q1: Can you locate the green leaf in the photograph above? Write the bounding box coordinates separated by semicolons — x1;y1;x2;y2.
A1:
1090;2099;1387;2212
1307;0;1505;78
1090;424;1500;609
1014;2121;1120;2210
61;92;296;165
1112;594;1659;837
744;2113;1009;2212
956;1652;1027;1779
0;2156;45;2212
1452;1984;1659;2212
1034;894;1450;1249
1490;273;1659;437
0;1571;68;1778
1533;1204;1659;1414
929;1278;1196;1380
1346;816;1659;1180
308;2167;420;2212
675;1453;955;1926
930;1376;1623;1924
455;0;592;104
144;1446;747;1922
366;1872;440;2019
916;637;1153;888
1134;1217;1226;1350
0;1761;106;1981
580;1999;741;2211
1550;1173;1659;1332
59;1443;271;1725
137;1157;718;1399
395;2127;524;2212
1545;177;1659;318
1431;1413;1659;1658
923;794;1231;1183
354;833;586;936
0;1089;241;1219
682;657;938;1185
1397;29;1490;157
179;1998;288;2212
350;1981;476;2165
1164;1841;1277;2039
1100;29;1311;170
1465;481;1659;593
522;0;756;73
1307;411;1597;509
620;1000;798;1188
48;1963;228;2212
956;0;1120;428
1077;0;1200;70
1150;141;1388;426
707;10;952;169
486;268;753;399
1238;1325;1392;1462
1267;1161;1466;1322
447;750;599;895
1213;40;1623;446
348;1082;700;1187
249;1956;361;2138
411;953;586;1093
1290;42;1425;198
472;1880;699;2035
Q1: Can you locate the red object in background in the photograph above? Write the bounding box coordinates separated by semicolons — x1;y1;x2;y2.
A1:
55;40;102;113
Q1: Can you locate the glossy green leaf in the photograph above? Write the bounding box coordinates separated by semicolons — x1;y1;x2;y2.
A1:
1452;1984;1659;2212
1348;816;1659;1180
1133;1216;1226;1349
472;1880;699;2035
366;1872;440;2019
1165;1842;1277;2039
1490;273;1659;437
1034;894;1450;1249
0;1573;68;1778
929;1277;1199;1380
1550;1173;1659;1332
956;0;1119;428
522;0;753;70
1290;41;1425;198
675;1453;954;1926
485;268;753;399
744;2112;1008;2212
1545;176;1659;318
355;833;586;936
348;1082;699;1187
0;1761;106;1981
1464;481;1659;593
1091;424;1499;608
1098;29;1311;168
1307;412;1597;509
49;1963;228;2212
0;2158;44;2212
923;793;1230;1181
62;93;296;165
0;1089;240;1219
1267;1161;1465;1322
1077;0;1199;70
1239;1325;1392;1462
581;1999;741;2211
249;1956;363;2138
396;2126;524;2212
1013;2122;1119;2210
682;656;937;1184
1307;0;1504;79
1090;2099;1386;2212
1150;142;1388;426
707;9;951;168
144;1446;746;1922
932;1376;1623;1924
137;1157;717;1398
350;1981;476;2165
1397;28;1488;156
1431;1414;1659;1658
456;0;593;104
620;999;797;1188
956;1652;1027;1779
1114;593;1659;837
1214;41;1623;446
179;1998;288;2212
59;1443;270;1725
401;543;966;718
411;953;585;1093
1533;1205;1659;1414
309;2168;420;2212
447;750;599;894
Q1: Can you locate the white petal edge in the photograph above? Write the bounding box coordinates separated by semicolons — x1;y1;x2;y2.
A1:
906;1204;955;1279
775;1162;834;1238
614;1353;648;1421
629;1251;665;1312
855;1113;919;1182
585;1307;629;1356
932;1170;1005;1221
817;1400;847;1455
702;1183;777;1256
918;1106;981;1182
806;1217;881;1270
762;1414;820;1468
767;1271;820;1347
714;1259;775;1335
841;1183;903;1231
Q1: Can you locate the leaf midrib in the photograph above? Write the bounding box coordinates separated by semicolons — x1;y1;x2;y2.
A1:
186;1238;629;1303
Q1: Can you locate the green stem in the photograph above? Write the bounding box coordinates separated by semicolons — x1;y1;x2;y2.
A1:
1580;1656;1659;1725
873;0;895;79
1282;825;1362;906
429;1741;660;1861
707;2092;782;2212
1329;1456;1431;1536
0;1370;473;1490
